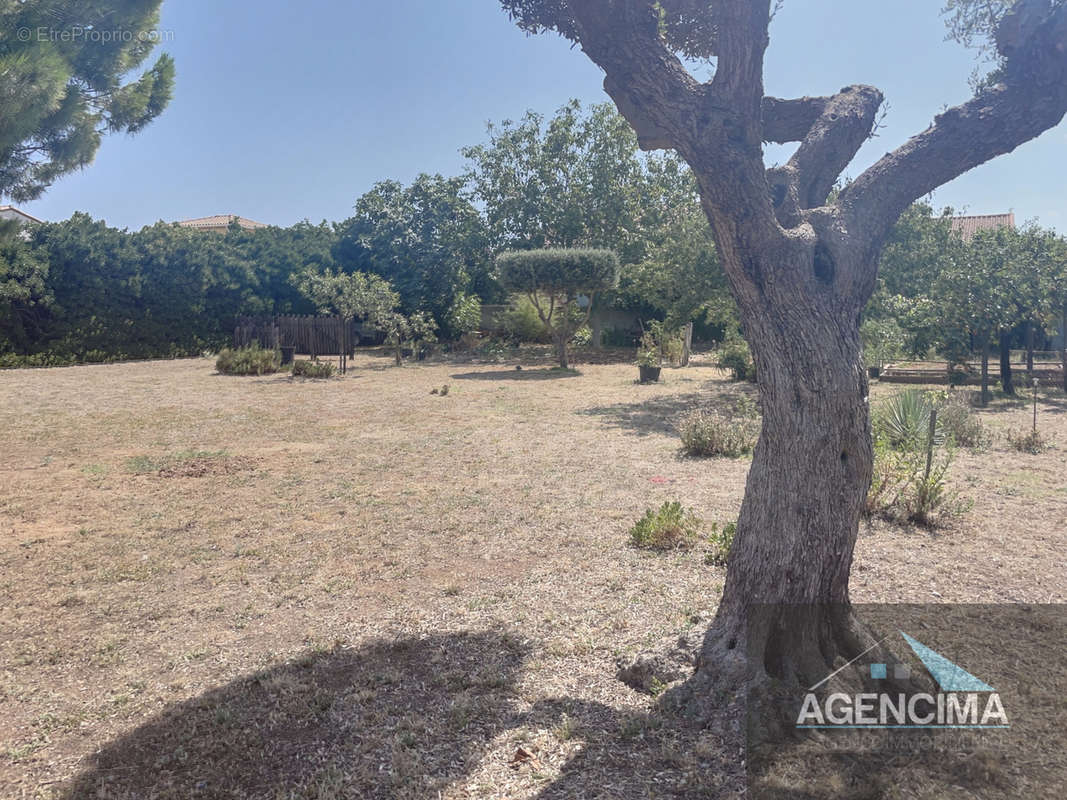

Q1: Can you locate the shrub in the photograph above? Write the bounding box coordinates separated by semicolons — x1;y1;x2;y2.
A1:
704;521;737;566
865;436;969;526
678;408;759;457
499;296;551;343
717;338;755;381
215;344;280;375
629;501;701;550
937;392;989;449
1006;428;1049;454
291;359;335;378
872;389;943;450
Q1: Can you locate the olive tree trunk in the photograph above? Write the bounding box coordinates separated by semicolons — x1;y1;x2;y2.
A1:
553;0;1067;711
555;335;569;369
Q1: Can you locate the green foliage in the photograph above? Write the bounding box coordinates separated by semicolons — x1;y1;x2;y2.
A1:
678;404;759;458
383;310;438;365
333;174;493;336
294;269;398;324
629;501;701;551
498;295;552;343
0;234;51;352
497;248;618;367
496;248;619;296
0;1;174;201
215;345;280;376
716;338;756;382
0;214;338;364
865;436;968;526
635;320;683;367
463;101;649;262
447;294;482;337
872;389;944;451
703;521;737;567
291;359;335;379
620;181;731;330
860;317;906;370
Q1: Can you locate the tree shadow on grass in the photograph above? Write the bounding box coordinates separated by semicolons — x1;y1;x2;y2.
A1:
56;626;750;800
577;383;756;438
450;367;582;381
61;630;530;799
55;624;1011;799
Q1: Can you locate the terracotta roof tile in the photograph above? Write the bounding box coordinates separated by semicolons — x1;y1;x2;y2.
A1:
950;213;1014;241
177;214;267;231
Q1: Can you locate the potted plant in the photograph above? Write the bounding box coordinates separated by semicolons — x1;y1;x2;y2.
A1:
636;329;662;383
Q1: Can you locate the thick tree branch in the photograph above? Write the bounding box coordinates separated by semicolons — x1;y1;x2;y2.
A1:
765;87;883;228
787;85;883;210
566;1;703;151
761;95;830;143
840;0;1067;254
710;0;772;114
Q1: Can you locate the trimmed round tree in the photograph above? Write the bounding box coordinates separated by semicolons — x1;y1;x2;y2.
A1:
496;248;619;368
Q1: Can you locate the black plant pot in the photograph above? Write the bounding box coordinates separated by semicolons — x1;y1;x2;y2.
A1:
280;346;295;365
638;365;662;383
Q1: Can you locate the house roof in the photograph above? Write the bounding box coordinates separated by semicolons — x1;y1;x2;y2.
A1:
177;214;268;231
0;205;44;224
950;213;1015;241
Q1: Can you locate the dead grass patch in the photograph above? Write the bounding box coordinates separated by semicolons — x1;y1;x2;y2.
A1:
0;355;1062;797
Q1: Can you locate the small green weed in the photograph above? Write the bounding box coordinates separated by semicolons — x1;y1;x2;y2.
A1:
704;521;737;566
629;501;701;550
291;359;335;378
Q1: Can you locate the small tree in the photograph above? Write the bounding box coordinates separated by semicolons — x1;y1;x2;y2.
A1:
294;270;398;373
382;310;438;365
496;248;619;368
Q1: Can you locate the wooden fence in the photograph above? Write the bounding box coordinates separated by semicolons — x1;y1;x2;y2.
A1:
234;315;377;356
879;362;1064;386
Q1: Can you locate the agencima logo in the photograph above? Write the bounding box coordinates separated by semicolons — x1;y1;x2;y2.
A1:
796;632;1009;730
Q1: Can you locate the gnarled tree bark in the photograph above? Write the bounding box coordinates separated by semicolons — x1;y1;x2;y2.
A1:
503;0;1067;718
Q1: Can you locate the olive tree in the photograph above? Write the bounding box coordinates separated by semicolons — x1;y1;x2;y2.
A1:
498;0;1067;714
496;248;618;368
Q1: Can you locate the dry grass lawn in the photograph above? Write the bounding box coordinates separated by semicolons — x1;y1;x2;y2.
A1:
1;350;1064;798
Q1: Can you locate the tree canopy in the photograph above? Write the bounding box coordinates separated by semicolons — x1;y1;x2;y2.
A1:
497;248;619;367
0;1;175;201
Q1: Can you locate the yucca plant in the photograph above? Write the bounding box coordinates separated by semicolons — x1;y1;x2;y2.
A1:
872;389;944;451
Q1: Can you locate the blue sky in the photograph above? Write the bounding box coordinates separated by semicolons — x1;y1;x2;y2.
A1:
22;0;1067;232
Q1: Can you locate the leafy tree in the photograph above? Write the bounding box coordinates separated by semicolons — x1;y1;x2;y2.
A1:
466;102;731;339
499;0;1067;713
463;101;648;261
620;190;730;332
381;309;437;366
333;174;492;337
294;269;398;373
931;231;1013;403
0;1;175;201
496;248;619;368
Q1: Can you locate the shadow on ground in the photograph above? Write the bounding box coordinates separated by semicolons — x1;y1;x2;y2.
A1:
577;383;757;437
58;629;744;799
450;368;581;381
